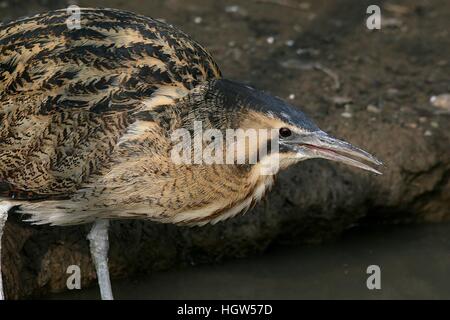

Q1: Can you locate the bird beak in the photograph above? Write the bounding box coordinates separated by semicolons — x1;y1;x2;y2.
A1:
290;131;383;174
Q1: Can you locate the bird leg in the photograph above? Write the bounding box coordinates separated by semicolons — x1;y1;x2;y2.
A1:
87;219;114;300
0;201;13;300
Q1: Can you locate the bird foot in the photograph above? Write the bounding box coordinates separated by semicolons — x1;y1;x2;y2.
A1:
87;219;114;300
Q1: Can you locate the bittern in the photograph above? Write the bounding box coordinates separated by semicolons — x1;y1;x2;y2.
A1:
0;8;381;299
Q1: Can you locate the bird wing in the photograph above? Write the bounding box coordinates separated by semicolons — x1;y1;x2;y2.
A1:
0;8;221;197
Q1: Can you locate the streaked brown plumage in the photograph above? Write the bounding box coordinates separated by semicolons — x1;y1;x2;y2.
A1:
0;8;381;299
0;8;243;226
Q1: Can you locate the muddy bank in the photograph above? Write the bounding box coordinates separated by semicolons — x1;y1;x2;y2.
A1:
1;0;449;299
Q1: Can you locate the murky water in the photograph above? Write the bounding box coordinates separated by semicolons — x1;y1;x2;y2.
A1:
47;222;450;299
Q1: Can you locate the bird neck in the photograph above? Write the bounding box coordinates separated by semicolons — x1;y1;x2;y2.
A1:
169;163;276;225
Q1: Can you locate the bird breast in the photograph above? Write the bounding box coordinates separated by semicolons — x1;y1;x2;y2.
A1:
167;167;276;226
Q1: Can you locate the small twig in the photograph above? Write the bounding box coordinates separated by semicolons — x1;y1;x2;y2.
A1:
314;63;341;91
253;0;310;11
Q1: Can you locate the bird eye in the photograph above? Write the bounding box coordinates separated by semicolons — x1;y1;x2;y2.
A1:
279;127;292;138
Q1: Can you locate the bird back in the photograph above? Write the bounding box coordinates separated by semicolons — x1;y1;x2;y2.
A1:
0;8;222;197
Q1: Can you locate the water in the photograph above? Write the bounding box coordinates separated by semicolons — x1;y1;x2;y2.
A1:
47;222;450;299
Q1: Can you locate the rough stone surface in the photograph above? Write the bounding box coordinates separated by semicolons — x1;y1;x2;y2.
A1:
1;0;449;299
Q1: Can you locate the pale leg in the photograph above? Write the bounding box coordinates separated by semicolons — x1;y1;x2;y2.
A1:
0;201;14;300
87;219;114;300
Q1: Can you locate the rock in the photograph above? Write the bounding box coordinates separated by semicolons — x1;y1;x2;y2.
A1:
386;88;400;97
224;5;247;16
430;94;450;111
331;96;352;107
225;5;238;13
382;17;403;28
367;105;381;113
384;3;412;15
340;112;352;118
431;121;439;128
266;36;275;45
285;40;295;47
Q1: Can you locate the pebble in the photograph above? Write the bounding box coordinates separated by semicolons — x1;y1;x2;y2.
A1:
225;5;239;13
341;112;352;118
382;17;403;28
386;88;400;97
225;5;247;16
367;104;381;113
266;36;275;45
384;3;411;15
331;96;352;106
418;117;427;123
288;94;295;100
424;130;433;137
285;40;295;47
431;121;439;128
430;94;450;110
194;16;202;24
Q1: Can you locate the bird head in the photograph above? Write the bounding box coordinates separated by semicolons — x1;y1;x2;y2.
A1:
156;79;381;175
